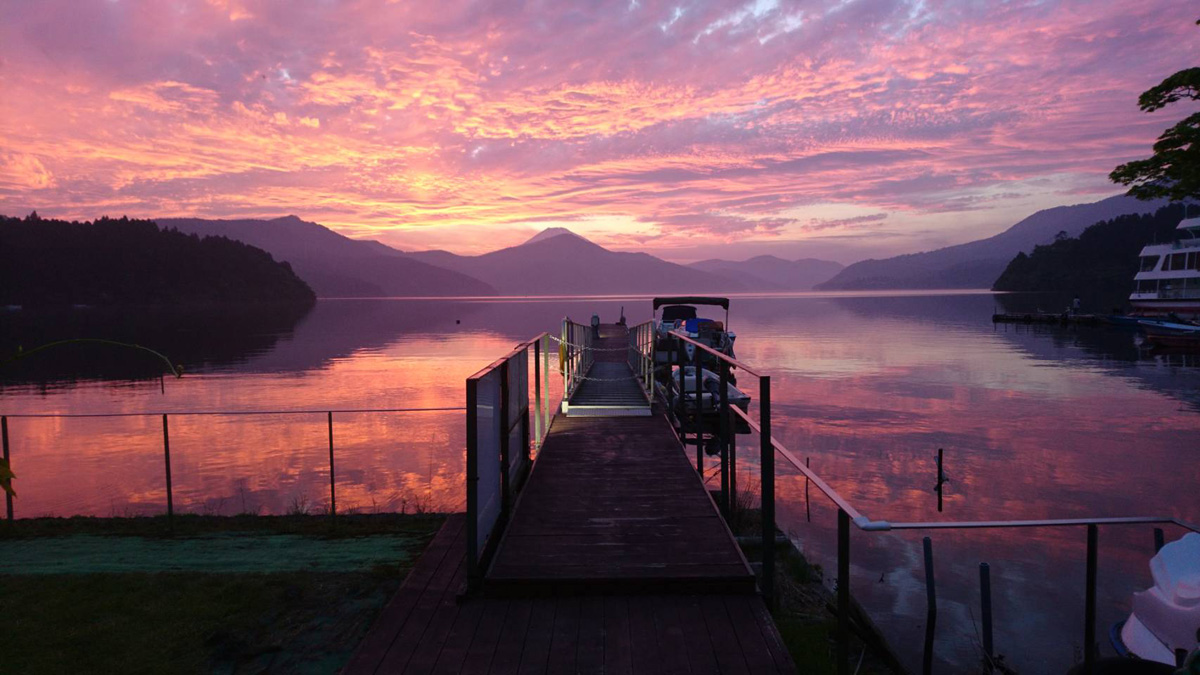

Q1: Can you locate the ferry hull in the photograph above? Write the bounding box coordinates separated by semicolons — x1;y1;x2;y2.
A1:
1129;300;1200;319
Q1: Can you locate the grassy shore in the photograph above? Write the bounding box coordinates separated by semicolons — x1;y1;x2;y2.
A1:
0;513;443;675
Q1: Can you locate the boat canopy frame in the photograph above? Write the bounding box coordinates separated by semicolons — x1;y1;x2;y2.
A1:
652;296;730;326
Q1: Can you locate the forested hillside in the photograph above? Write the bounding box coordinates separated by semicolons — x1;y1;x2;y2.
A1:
992;204;1188;307
0;213;316;307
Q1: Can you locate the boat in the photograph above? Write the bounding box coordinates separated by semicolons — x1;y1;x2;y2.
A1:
669;365;751;415
652;297;736;375
1138;318;1200;349
1130;217;1200;318
1111;532;1200;666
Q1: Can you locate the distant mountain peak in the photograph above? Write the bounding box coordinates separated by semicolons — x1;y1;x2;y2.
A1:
523;227;588;246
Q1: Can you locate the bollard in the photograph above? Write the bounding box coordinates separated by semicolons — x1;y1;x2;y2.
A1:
923;537;937;675
980;562;994;662
327;412;336;518
2;416;12;521
162;414;174;527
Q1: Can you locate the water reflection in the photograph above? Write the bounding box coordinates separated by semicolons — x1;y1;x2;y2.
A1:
1;293;1196;673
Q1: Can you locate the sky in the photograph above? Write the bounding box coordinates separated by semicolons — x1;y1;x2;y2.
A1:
0;0;1196;264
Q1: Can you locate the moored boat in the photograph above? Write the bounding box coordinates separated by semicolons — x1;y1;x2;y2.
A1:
1130;217;1200;318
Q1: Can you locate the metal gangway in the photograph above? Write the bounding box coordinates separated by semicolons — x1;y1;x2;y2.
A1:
558;318;654;417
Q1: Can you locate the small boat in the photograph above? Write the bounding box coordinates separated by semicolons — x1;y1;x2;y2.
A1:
669;365;751;415
1111;532;1200;666
1139;318;1200;348
653;296;737;376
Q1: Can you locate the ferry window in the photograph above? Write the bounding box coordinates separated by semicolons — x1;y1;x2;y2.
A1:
1169;253;1187;271
1190;252;1199;270
1140;255;1160;271
1137;279;1157;293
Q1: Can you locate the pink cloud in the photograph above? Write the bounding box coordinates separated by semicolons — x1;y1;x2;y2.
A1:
0;0;1197;259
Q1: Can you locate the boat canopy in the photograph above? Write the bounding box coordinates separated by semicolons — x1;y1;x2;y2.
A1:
1177;217;1200;231
652;297;730;310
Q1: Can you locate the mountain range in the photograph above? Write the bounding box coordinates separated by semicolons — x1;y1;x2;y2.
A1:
688;256;844;290
816;194;1172;290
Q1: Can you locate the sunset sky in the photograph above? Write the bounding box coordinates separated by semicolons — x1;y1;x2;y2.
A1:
1;0;1196;263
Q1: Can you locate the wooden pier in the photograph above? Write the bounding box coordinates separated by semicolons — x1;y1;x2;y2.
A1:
345;323;795;674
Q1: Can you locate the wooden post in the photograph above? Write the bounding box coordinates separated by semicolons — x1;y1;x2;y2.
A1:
2;416;12;521
1085;524;1098;670
162;414;174;526
922;537;936;675
760;375;774;605
327;412;336;518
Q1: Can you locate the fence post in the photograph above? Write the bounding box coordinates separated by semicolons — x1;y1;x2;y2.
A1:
694;347;703;473
1084;524;1098;670
466;377;479;591
162;413;174;527
837;507;850;675
718;359;730;516
327;412;336;519
499;360;511;521
2;416;12;521
760;375;774;606
980;562;994;662
534;338;542;449
923;537;936;675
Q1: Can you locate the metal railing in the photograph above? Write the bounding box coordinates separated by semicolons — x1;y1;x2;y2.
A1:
667;329;1200;675
464;333;555;591
561;320;594;400
0;406;466;524
626;320;655;398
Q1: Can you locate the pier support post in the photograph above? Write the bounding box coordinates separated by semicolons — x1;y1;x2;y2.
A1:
162;413;174;527
837;507;849;675
1084;524;1098;671
2;416;12;521
327;412;336;519
922;537;936;675
760;375;774;605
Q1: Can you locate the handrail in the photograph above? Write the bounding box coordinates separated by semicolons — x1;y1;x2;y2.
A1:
728;404;1200;535
668;329;763;377
0;407;466;419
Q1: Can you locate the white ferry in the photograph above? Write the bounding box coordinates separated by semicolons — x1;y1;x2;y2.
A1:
1130;217;1200;317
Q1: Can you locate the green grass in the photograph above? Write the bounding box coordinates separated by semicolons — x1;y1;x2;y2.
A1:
0;513;446;674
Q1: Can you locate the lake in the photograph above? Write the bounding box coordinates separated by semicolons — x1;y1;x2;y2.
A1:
2;292;1197;673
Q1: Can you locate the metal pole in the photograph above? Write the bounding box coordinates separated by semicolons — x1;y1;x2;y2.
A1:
466;378;479;590
499;360;511;521
2;416;12;521
542;335;550;434
922;537;936;675
1154;527;1164;552
805;456;811;523
980;562;994;662
694;347;703;473
327;412;336;518
761;375;774;605
936;448;944;513
1085;524;1098;670
719;359;730;516
676;338;685;442
162;413;173;526
534;338;542;449
837;507;850;675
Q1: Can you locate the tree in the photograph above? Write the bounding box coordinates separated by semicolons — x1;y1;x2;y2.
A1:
1109;21;1200;201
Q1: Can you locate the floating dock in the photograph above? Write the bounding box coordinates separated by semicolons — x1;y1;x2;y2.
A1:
344;323;795;674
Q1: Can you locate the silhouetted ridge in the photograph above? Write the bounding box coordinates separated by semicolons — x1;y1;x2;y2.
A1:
0;213;315;308
993;203;1189;308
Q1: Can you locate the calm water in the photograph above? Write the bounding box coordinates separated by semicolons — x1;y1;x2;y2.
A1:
2;292;1197;673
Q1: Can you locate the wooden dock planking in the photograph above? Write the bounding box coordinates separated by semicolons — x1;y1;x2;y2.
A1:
346;323;795;674
346;516;796;674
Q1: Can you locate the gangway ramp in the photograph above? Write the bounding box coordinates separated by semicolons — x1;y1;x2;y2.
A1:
561;323;653;417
